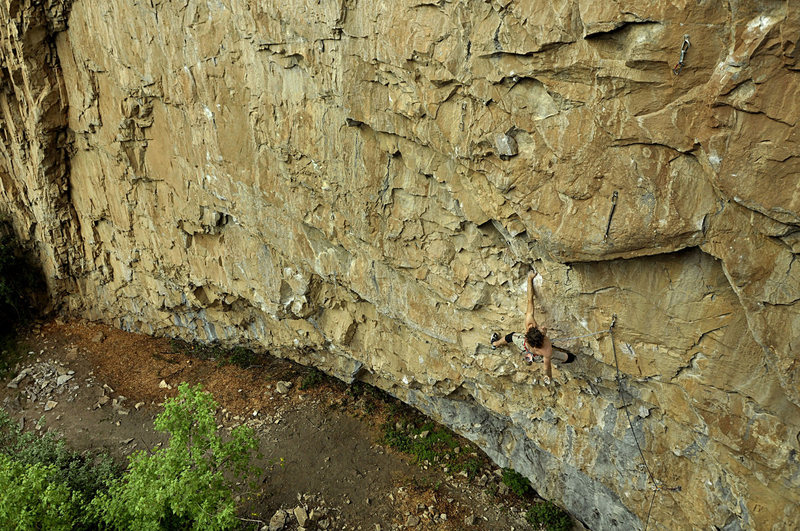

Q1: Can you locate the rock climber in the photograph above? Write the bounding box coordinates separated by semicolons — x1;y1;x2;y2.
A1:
490;271;553;385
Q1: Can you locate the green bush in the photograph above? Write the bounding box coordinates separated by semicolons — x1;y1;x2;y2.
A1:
502;467;533;497
525;501;572;531
92;382;258;530
0;410;116;529
1;384;260;530
12;431;116;503
0;455;84;531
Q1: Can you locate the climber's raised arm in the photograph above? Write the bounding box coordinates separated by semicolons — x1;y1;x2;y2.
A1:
525;271;538;331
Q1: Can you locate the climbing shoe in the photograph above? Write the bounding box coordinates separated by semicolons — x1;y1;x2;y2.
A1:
490;332;499;349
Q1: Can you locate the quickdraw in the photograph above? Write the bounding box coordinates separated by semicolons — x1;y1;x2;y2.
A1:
604;191;618;242
672;35;690;75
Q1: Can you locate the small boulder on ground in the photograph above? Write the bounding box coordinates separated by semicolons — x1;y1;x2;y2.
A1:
268;509;288;531
294;506;308;527
7;368;30;389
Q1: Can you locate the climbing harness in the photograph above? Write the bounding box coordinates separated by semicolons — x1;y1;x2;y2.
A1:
672;35;690;75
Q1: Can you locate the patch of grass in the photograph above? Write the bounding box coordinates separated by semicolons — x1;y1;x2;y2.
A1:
226;346;258;369
502;467;533;497
525;501;572;531
381;402;487;478
458;455;483;477
347;381;378;399
169;339;258;369
300;368;326;390
341;381;388;418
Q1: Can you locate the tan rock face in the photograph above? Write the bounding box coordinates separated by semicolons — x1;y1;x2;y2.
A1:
2;1;799;528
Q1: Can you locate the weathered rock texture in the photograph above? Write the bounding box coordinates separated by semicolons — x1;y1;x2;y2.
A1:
2;0;799;528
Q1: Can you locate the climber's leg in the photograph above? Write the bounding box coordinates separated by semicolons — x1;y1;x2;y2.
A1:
491;332;513;349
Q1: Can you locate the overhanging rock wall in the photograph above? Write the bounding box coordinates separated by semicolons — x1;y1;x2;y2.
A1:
1;1;799;528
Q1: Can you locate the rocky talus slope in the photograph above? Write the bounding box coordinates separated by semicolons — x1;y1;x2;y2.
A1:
2;1;799;528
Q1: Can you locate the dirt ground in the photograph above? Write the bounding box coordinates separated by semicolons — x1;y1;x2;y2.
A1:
0;318;562;530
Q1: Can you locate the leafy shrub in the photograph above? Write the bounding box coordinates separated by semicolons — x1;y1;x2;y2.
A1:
525;501;572;531
11;430;117;503
0;455;84;531
92;382;258;530
0;410;116;530
0;410;117;521
502;467;533;497
1;383;259;530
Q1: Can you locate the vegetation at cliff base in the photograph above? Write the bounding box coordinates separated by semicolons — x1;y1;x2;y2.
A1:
525;500;572;531
0;383;258;530
501;467;533;497
300;367;327;389
169;338;259;369
381;400;484;478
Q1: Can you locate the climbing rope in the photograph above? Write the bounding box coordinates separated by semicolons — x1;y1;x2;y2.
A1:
552;317;680;529
534;316;679;528
608;315;679;531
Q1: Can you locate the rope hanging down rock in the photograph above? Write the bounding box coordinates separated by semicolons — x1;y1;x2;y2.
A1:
607;315;680;531
551;317;679;531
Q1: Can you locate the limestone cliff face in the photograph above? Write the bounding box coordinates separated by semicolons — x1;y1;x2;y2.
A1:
2;0;799;528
